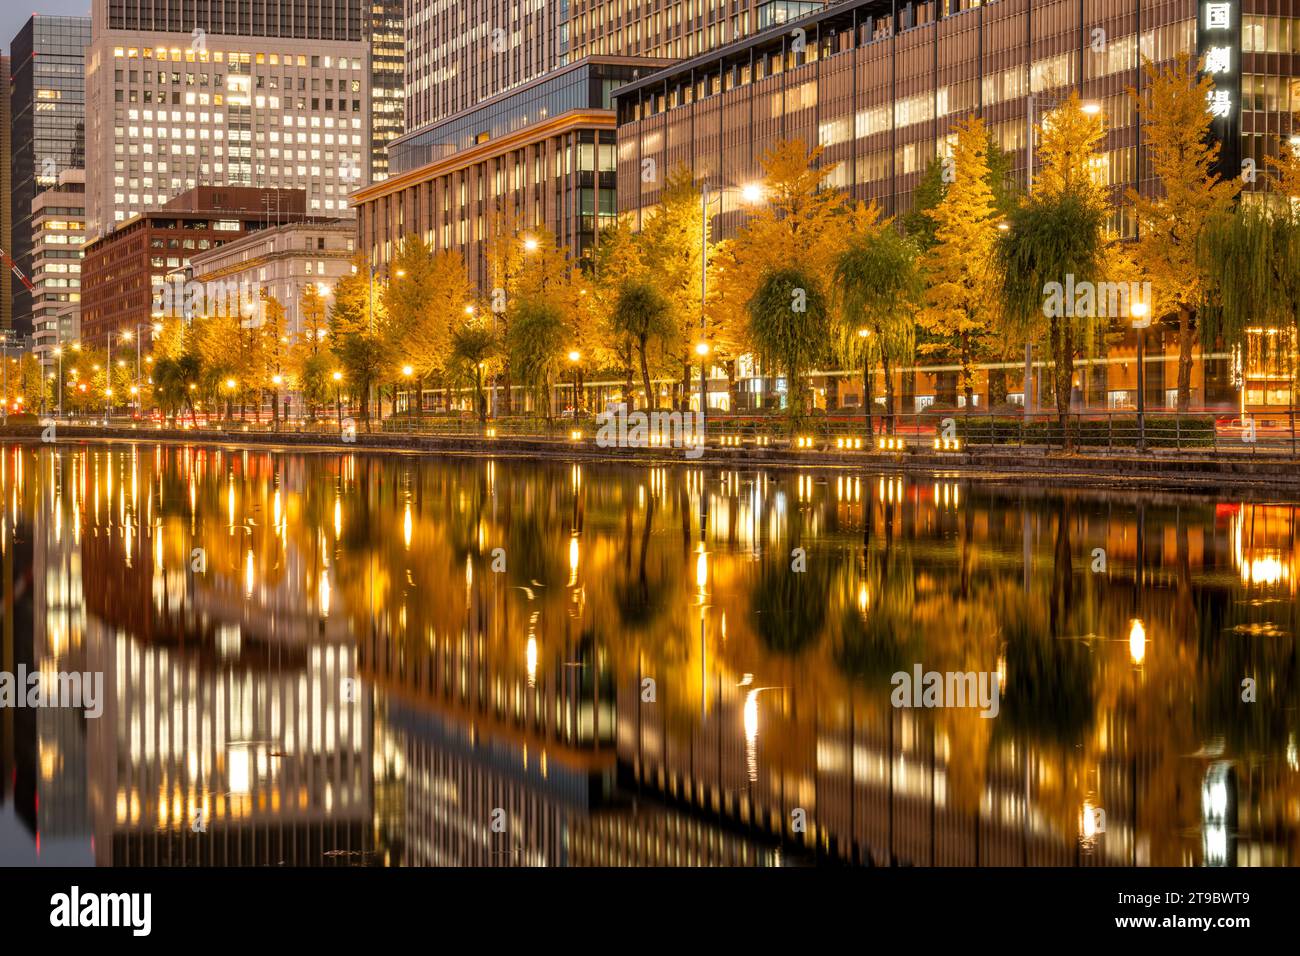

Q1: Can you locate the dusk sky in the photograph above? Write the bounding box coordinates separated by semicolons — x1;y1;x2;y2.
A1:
1;3;91;55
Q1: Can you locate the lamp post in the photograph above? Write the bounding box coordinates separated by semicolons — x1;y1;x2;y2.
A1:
333;370;344;432
567;350;581;415
271;374;284;430
1131;300;1150;451
225;377;237;422
401;364;414;422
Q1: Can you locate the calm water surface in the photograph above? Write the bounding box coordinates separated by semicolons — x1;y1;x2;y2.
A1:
1;443;1297;866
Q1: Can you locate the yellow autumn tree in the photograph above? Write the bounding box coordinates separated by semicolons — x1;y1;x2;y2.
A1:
1035;91;1108;210
1128;52;1241;411
918;115;1002;407
711;140;882;394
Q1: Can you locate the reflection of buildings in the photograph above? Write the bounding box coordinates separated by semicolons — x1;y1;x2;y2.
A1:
9;444;1300;867
62;445;374;865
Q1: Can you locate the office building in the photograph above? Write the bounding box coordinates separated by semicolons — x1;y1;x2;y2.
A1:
369;0;406;182
80;185;305;346
9;16;91;336
84;0;371;241
30;170;87;367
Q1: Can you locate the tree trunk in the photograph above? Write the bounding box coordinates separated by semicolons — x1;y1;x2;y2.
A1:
1177;307;1193;413
960;331;975;410
1051;319;1074;450
882;353;895;435
639;336;655;411
863;361;874;438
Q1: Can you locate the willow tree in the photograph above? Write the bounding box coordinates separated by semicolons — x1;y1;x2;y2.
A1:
506;296;568;421
450;316;499;423
611;279;675;410
995;187;1108;446
1200;206;1300;433
834;226;921;437
747;266;829;428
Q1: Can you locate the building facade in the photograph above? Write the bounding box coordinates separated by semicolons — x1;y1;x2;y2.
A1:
187;218;356;337
611;0;1294;414
30;170;87;367
84;0;371;242
354;57;669;289
0;55;11;338
8;16;91;337
369;0;406;183
80;186;306;347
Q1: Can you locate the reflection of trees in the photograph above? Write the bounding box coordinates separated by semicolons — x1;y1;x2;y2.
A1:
751;549;832;655
833;551;916;690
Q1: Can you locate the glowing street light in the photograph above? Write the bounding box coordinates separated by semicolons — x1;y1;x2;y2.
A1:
1129;618;1147;665
522;236;539;253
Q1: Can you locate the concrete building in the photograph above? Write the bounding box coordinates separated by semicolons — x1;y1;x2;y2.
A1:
83;0;372;242
80;185;306;347
30;170;87;368
187;218;356;337
8;16;91;337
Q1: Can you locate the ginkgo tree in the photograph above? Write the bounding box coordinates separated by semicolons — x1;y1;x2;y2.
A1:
1128;53;1241;412
917;115;1003;409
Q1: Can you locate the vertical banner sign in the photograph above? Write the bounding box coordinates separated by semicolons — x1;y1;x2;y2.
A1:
1199;0;1242;179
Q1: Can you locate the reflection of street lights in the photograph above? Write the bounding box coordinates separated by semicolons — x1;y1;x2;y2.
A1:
1131;300;1150;450
1129;617;1147;665
694;341;711;437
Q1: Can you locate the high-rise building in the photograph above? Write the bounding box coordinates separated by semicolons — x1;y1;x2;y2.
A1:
0;54;12;338
30;170;87;368
9;16;91;337
84;0;372;242
368;0;406;182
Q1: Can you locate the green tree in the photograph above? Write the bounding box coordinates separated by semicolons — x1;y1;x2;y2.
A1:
450;317;499;422
995;187;1108;445
834;226;921;436
506;297;567;421
611;279;675;410
747;266;829;427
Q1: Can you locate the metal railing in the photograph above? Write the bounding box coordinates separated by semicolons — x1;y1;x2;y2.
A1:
20;406;1300;456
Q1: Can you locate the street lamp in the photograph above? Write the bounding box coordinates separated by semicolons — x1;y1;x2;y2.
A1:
401;364;415;416
225;377;237;422
1131;300;1151;451
567;350;582;414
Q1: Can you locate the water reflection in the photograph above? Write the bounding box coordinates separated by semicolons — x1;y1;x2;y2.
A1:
1;444;1298;867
